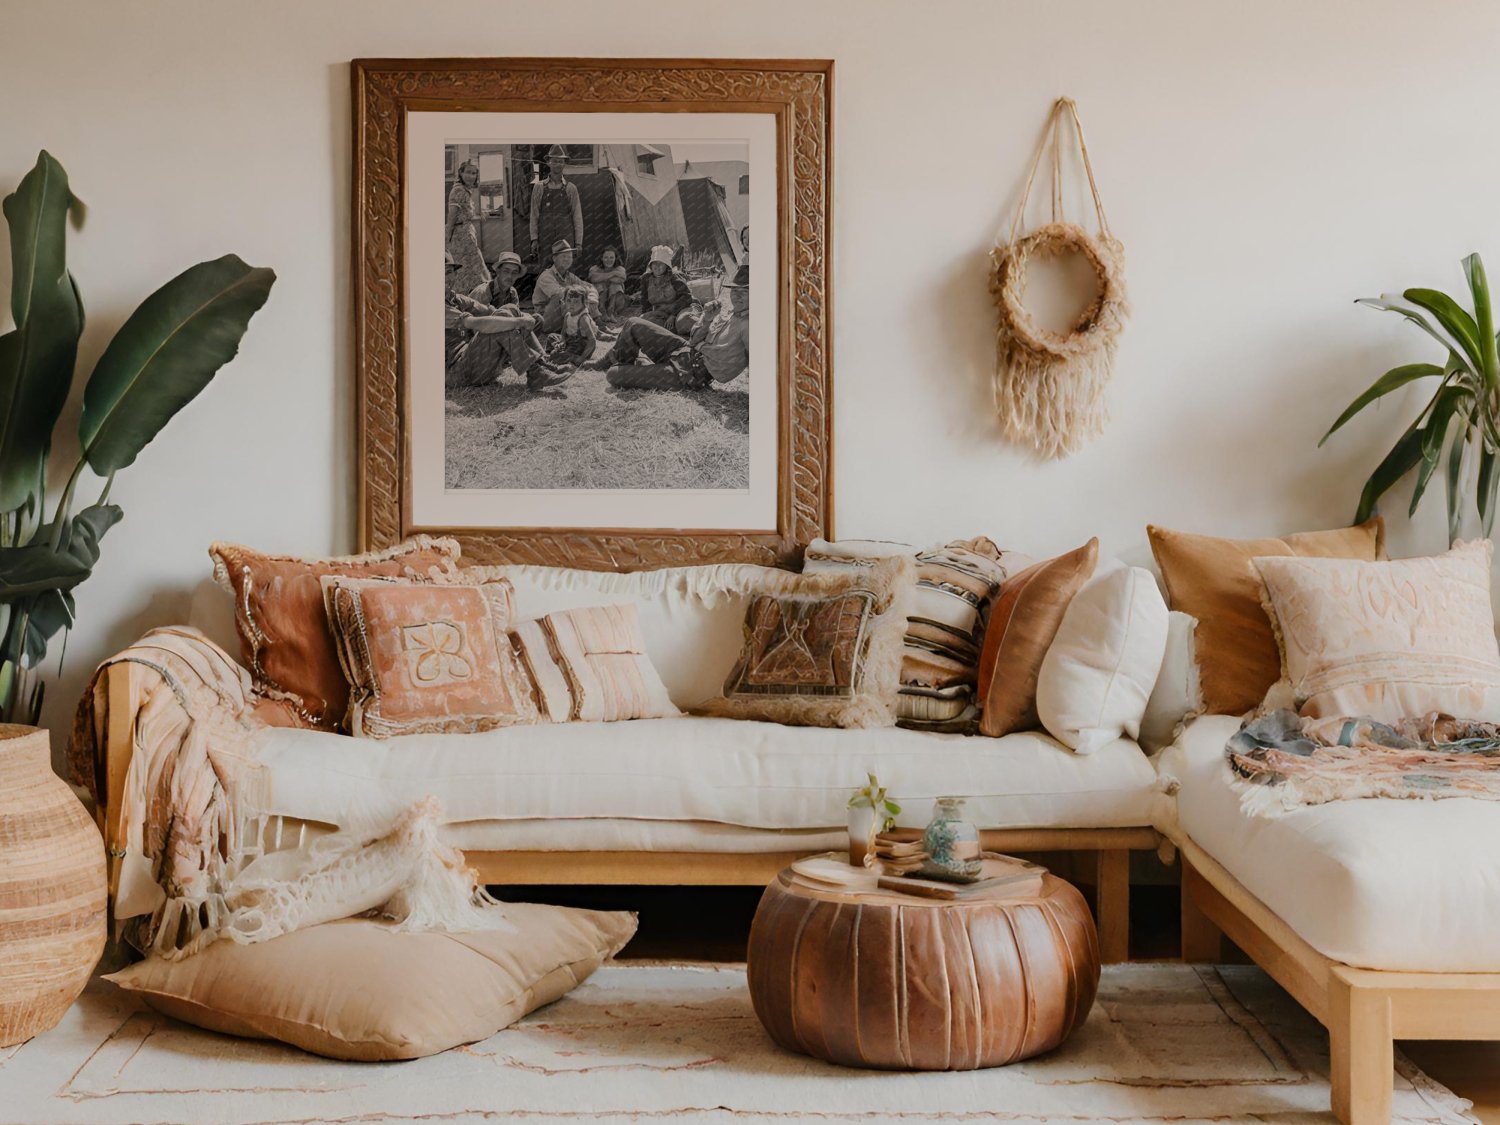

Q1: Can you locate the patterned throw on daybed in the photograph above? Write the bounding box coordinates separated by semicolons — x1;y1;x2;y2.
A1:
1226;708;1500;816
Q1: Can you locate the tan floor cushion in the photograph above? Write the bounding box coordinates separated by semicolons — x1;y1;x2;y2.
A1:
105;902;636;1060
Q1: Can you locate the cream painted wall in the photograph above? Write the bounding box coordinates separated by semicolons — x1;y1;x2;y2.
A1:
2;0;1497;744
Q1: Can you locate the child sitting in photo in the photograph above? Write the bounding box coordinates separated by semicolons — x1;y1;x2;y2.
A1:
545;283;598;366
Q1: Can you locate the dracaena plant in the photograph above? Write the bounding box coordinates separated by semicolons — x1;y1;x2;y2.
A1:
0;151;274;725
1323;253;1500;544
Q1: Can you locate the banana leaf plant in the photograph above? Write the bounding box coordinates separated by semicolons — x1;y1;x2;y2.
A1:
0;151;274;725
1322;253;1500;545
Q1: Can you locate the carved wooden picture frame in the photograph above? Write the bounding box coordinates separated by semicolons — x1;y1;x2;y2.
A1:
352;58;833;569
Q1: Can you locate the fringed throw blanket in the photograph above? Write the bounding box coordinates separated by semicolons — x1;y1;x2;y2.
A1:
70;627;510;959
1227;708;1500;816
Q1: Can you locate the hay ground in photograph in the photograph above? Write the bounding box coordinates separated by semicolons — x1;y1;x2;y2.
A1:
445;340;749;491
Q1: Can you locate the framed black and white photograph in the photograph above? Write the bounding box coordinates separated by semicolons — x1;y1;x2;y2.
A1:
353;58;833;569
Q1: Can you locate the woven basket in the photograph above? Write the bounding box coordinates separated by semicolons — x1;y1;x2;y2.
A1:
0;724;106;1046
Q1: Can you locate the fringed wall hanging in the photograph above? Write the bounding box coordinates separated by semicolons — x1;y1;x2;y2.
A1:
990;97;1129;460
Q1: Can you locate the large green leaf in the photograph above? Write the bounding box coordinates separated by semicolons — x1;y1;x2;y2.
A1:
1320;362;1443;446
1355;421;1426;524
0;151;83;512
0;542;90;598
1404;287;1483;372
1462;253;1499;391
79;254;274;474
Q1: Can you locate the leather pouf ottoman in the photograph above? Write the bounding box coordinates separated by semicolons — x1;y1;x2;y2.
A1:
747;866;1099;1070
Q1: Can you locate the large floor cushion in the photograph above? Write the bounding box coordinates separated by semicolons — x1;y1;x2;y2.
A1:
1158;715;1500;972
248;717;1159;833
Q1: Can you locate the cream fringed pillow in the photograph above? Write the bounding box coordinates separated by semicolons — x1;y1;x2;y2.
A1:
322;574;539;738
1254;540;1500;723
105;905;637;1061
699;555;916;729
510;603;679;723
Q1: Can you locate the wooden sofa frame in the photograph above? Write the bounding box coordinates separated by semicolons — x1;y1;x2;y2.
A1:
99;661;1156;963
1178;835;1500;1125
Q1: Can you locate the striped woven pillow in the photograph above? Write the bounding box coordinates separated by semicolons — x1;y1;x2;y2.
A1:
803;538;1026;732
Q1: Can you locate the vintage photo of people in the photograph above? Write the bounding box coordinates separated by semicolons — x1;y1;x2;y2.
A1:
443;142;752;491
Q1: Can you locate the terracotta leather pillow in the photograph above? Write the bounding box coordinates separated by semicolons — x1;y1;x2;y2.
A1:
323;575;540;738
104;904;637;1061
1147;518;1385;716
976;539;1099;738
210;537;461;730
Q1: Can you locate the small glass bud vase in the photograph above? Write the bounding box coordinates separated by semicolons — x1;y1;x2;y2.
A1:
921;797;983;882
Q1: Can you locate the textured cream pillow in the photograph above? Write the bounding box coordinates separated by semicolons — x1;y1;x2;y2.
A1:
1254;540;1500;722
510;603;679;723
1035;564;1169;753
105;904;637;1061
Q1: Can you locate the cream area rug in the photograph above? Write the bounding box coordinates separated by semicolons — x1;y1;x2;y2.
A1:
0;962;1475;1124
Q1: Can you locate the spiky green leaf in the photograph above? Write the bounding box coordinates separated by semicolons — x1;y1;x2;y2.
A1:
1355;421;1426;524
1410;388;1469;517
1404;287;1484;373
79;255;274;474
1320;363;1443;446
1462;253;1499;391
1481;447;1500;536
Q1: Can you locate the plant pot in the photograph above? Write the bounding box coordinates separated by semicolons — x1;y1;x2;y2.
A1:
0;724;106;1046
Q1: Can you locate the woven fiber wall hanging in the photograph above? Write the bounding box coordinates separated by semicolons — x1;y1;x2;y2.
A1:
990;97;1129;460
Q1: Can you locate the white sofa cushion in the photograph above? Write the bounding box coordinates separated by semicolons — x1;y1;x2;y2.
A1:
1035;564;1169;754
248;717;1158;834
1158;714;1500;972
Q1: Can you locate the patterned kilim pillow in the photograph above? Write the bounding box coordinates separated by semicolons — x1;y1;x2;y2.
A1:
322;574;539;738
803;538;1023;732
699;555;916;729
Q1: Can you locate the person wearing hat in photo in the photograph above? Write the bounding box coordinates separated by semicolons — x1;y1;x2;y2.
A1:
584;264;749;392
473;249;527;309
446;251;573;392
639;244;694;332
532;239;602;333
528;144;583;264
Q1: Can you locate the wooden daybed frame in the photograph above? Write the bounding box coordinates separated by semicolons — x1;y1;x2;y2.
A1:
98;662;1156;963
1178;834;1500;1125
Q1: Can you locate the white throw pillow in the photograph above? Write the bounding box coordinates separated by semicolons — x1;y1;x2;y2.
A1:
1138;611;1202;752
1036;564;1169;754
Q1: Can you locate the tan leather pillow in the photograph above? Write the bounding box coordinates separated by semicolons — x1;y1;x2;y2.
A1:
1147;518;1385;716
210;537;461;729
977;539;1099;737
104;904;637;1061
322;575;540;737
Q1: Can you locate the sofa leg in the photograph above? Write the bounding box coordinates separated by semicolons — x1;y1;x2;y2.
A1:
1179;858;1223;963
1328;968;1393;1125
1094;848;1129;964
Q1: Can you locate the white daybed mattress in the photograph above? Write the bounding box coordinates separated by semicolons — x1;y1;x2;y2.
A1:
247;715;1159;840
1158;715;1500;972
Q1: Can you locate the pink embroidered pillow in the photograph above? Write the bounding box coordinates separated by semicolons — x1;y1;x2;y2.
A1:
322;575;539;738
510;603;679;723
1254;540;1500;722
